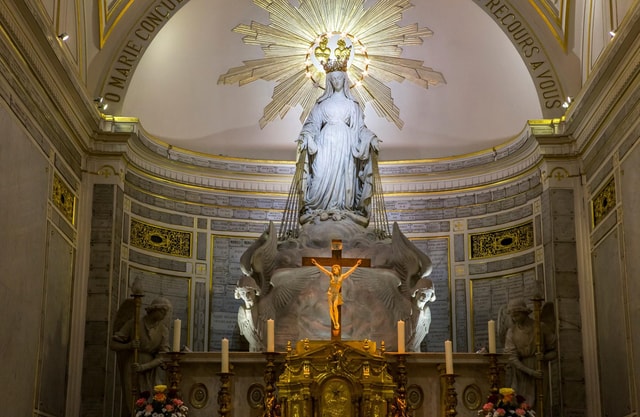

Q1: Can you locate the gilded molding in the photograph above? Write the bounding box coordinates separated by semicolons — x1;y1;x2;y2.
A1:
469;221;534;259
52;173;77;225
129;218;192;257
591;176;616;228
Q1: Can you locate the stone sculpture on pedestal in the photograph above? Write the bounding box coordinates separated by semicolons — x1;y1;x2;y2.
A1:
235;58;434;351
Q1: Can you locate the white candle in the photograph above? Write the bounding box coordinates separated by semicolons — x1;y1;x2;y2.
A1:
172;319;181;352
445;340;454;374
488;320;496;354
267;319;275;352
221;338;229;373
397;320;405;353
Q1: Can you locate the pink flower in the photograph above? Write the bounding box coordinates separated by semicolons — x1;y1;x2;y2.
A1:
172;398;184;407
165;404;174;412
482;402;494;412
520;402;530;410
495;408;506;416
144;403;154;412
135;398;146;407
515;408;526;415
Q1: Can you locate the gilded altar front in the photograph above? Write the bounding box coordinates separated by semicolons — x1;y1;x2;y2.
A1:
276;340;397;417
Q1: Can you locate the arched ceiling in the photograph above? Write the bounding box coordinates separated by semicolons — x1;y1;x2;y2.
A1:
93;0;579;161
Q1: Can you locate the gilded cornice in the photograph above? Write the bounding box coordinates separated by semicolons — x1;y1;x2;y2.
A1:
94;118;565;197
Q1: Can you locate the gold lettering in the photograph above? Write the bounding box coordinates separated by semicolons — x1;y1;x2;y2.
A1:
115;67;131;77
523;45;539;58
135;29;150;41
500;13;517;25
147;12;165;26
506;21;522;32
484;0;502;10
492;5;510;18
126;40;143;53
545;99;562;109
108;76;127;89
536;69;552;79
140;20;156;32
530;61;544;70
104;92;121;102
154;6;170;17
118;55;136;66
517;37;535;49
161;0;177;9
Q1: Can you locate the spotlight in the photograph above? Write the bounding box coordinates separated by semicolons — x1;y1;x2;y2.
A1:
609;30;616;38
561;96;573;109
58;33;69;41
94;97;108;111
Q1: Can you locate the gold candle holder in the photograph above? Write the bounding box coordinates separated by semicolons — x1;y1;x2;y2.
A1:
439;370;458;417
166;351;185;398
389;353;409;417
444;374;458;417
262;351;281;417
484;352;500;396
217;372;233;417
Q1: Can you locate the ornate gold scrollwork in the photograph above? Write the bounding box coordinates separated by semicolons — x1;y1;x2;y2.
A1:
469;222;534;259
129;218;192;257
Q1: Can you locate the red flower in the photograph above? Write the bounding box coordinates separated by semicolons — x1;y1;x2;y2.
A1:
515;408;526;416
495;408;506;416
482;402;494;412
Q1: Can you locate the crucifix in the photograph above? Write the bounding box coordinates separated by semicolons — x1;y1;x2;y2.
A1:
302;240;371;340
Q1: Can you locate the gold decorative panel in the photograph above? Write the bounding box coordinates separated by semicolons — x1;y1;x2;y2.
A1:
591;177;616;227
277;340;395;417
130;219;192;257
469;222;534;259
52;173;76;224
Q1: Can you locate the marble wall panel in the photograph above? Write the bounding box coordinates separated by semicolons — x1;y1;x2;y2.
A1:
36;227;74;416
592;229;632;416
0;107;49;417
619;139;640;407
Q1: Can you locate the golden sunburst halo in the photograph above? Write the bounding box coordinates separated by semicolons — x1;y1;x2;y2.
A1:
217;0;445;129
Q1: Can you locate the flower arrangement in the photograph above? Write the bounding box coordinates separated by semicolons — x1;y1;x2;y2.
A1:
134;384;188;417
478;388;535;417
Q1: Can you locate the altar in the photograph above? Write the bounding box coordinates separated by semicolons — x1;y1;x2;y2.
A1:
170;349;504;417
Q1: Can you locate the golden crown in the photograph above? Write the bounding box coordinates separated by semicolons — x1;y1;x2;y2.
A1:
322;58;348;73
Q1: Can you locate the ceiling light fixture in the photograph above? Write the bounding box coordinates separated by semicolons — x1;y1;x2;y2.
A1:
561;96;573;109
609;30;616;38
58;33;69;41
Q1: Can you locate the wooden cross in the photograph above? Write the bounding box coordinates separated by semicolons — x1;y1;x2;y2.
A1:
302;240;371;340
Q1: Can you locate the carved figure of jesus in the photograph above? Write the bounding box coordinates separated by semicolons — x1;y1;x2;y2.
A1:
311;258;362;330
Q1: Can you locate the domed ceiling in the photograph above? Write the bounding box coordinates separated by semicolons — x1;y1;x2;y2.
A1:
99;0;572;161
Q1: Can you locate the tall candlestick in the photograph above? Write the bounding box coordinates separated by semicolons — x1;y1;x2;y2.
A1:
172;319;181;352
221;338;229;373
445;340;454;374
397;320;405;353
267;319;275;352
488;320;496;354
